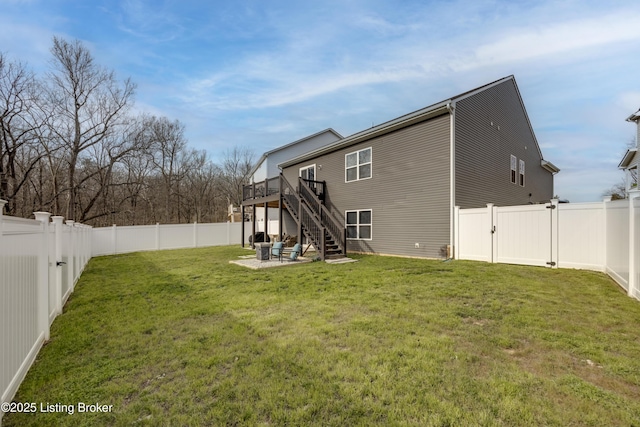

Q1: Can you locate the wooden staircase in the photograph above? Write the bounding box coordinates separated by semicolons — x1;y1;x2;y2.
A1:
279;174;346;260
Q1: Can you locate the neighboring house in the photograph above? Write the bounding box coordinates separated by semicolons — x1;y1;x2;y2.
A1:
243;75;559;259
618;109;640;194
242;129;342;238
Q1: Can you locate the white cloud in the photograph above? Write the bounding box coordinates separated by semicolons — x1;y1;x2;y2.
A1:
618;92;640;113
182;5;640;116
468;12;640;67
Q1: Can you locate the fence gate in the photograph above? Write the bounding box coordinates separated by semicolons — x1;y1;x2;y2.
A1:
494;203;554;267
456;200;558;267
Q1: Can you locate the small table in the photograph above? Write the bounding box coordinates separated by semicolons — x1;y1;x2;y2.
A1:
255;243;271;261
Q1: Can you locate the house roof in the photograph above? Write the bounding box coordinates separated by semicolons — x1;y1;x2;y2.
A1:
541;160;561;174
618;148;637;169
280;75;558;172
626;109;640;122
248;128;342;177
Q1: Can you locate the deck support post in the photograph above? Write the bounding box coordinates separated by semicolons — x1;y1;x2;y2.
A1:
241;204;245;247
279;175;284;243
251;203;256;249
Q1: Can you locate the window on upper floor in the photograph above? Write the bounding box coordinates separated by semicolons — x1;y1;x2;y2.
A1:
510;155;517;184
519;159;525;187
346;209;372;240
346;147;372;182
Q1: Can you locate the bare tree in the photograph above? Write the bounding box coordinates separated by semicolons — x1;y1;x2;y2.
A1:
603;177;627;200
142;115;190;223
45;37;135;220
220;146;255;207
0;54;48;214
1;40;260;226
181;149;223;222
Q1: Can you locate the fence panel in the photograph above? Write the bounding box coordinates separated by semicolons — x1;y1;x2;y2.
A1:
91;222;247;257
606;200;630;290
47;226;57;324
197;223;233;246
61;224;71;301
494;204;552;267
456;207;492;262
557;203;605;271
1;217;45;418
159;224;193;250
118;225;157;254
633;198;640;299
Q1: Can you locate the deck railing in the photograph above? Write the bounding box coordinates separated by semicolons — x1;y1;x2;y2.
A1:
242;177;280;201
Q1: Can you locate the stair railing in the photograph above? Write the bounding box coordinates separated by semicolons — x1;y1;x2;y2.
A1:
280;174;325;257
298;177;346;255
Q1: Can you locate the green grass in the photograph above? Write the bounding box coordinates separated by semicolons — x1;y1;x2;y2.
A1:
4;246;640;426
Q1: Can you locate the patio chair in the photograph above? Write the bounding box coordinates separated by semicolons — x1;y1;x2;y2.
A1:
288;243;302;261
271;242;284;262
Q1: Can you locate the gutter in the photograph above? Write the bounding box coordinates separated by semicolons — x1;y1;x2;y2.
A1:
541;159;561;174
447;101;456;260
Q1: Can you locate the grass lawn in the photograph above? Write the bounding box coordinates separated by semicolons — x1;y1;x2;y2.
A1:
4;246;640;426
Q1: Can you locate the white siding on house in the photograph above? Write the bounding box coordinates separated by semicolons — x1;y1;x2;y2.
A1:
250;129;342;183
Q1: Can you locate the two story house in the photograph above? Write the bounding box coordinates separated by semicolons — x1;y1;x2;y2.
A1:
244;75;559;259
618;109;640;194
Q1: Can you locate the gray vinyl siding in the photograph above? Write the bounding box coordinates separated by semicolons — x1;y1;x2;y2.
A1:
283;114;451;258
454;80;554;208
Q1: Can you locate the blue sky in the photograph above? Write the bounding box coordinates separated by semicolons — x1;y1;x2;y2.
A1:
2;0;639;202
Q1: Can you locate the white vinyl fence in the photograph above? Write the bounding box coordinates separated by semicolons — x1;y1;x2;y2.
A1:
1;201;251;424
455;196;640;300
1;203;92;424
91;222;251;256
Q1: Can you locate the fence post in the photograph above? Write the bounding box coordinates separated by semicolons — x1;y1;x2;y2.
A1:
488;204;497;263
227;221;231;245
453;206;460;259
73;223;80;280
111;223;117;255
0;199;5;240
628;192;640;298
550;198;559;269
79;224;86;271
155;223;160;250
66;221;76;288
193;222;198;248
52;216;64;315
34;212;51;341
603;197;611;272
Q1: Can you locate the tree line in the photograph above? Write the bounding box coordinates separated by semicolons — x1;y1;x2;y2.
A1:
1;37;254;226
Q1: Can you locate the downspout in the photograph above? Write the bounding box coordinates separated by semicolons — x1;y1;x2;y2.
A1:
447;102;456;259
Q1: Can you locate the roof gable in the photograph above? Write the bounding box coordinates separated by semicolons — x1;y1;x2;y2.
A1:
281;76;550;169
249;128;342;178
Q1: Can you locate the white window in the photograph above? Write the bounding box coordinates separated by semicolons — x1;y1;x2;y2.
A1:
345;147;372;182
510;155;517;184
299;164;316;181
519;159;525;187
346;209;372;240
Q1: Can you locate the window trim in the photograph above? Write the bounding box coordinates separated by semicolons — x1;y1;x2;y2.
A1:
519;159;525;187
345;209;372;241
510;155;517;184
299;164;316;181
345;147;372;183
